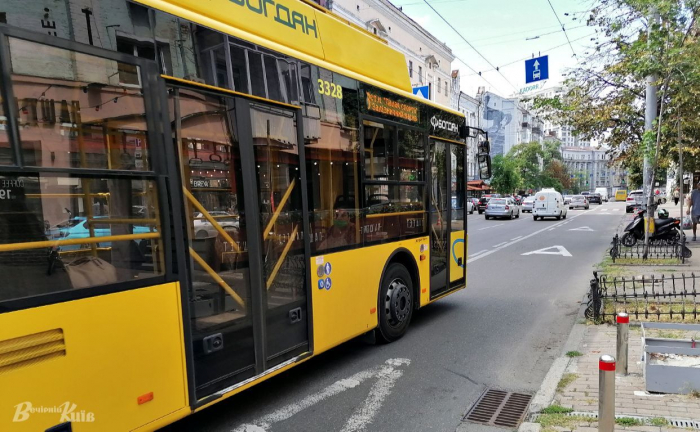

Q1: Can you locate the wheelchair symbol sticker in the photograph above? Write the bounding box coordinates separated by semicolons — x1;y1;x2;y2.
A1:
324;277;332;290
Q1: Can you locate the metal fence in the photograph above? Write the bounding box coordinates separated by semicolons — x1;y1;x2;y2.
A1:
587;271;700;321
609;234;689;263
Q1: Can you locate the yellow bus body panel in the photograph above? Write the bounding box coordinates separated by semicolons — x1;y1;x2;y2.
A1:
310;237;430;354
0;283;188;432
615;190;627;201
140;0;412;93
449;230;466;283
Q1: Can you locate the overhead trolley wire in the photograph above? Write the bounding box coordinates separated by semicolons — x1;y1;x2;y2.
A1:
421;0;519;92
546;0;577;57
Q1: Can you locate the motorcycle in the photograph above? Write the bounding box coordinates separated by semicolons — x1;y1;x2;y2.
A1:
621;208;681;246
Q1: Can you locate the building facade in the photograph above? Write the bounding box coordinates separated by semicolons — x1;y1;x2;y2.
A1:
328;0;455;107
479;90;545;157
561;146;629;191
455;90;480;180
524;86;590;147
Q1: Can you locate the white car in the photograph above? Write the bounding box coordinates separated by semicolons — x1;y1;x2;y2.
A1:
467;200;474;215
533;189;568;220
193;211;239;238
521;197;535;213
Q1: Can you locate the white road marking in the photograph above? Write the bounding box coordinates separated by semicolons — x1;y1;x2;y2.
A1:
511;236;522;241
466;212;586;264
548;228;555;231
233;358;411;432
341;359;411;432
478;223;504;230
522;245;573;257
493;242;507;248
569;226;595;232
469;250;488;258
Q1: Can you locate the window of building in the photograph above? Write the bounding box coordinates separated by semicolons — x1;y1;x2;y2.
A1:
409;60;413;78
418;66;423;83
445;82;448;96
116;36;172;83
437;78;441;93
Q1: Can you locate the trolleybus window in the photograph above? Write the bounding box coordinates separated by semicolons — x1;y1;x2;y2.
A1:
0;98;8;165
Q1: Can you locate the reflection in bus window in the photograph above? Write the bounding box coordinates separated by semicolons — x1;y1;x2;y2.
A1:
0;174;163;302
398;129;425;181
8;38;151;171
305;72;361;252
451;144;465;230
0;97;10;165
364;121;395;180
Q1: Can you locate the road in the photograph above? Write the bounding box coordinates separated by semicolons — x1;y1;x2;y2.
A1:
162;201;629;432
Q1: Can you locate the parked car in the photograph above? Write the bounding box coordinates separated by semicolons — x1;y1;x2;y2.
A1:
626;190;645;213
521;196;535;213
47;216;154;250
193;211;239;238
569;195;589;210
477;197;490;214
533;189;568;220
485;197;520;220
588;193;602;204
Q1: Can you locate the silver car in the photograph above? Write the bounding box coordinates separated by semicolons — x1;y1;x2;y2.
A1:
521;197;535;213
485;198;520;220
569;195;589;210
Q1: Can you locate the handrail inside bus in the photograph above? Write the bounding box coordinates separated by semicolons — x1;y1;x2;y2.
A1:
189;247;245;308
0;233;160;253
183;189;241;253
365;210;425;219
263;178;296;241
87;218;158;225
266;225;299;290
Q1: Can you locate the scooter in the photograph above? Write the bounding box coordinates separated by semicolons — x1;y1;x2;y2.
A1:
621;208;681;246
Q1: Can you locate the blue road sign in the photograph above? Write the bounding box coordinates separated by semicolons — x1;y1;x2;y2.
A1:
525;55;549;84
412;85;429;99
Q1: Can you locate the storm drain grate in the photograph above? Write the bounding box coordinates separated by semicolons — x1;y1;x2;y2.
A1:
464;389;532;428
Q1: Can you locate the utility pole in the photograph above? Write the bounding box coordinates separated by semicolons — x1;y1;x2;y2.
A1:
679;120;684;241
644;9;660;201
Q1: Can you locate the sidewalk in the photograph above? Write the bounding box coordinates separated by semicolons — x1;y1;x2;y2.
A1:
519;201;700;432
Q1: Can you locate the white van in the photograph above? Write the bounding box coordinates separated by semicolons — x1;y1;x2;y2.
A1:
595;187;609;202
533;189;568;221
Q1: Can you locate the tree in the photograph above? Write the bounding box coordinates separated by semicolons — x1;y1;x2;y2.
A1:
507;142;543;190
490;155;521;195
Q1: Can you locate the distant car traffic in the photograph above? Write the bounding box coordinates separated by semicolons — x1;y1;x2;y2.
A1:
485;197;520;220
466;199;474;215
569;195;589;210
477;197;490;214
626;190;644;213
588;193;602;204
563;195;572;205
521;196;535;213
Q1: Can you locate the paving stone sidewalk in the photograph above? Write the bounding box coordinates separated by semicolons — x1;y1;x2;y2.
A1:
549;324;700;431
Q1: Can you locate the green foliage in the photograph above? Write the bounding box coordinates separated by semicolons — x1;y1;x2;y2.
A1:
505;142;571;192
556;373;578;392
565;351;583;357
489;154;521;194
540;405;573;414
648;417;669;426
615;417;644;426
533;0;700;180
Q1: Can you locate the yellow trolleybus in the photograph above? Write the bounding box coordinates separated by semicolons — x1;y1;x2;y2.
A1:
0;0;488;430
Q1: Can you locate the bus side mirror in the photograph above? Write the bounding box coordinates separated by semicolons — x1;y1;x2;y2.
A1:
478;154;492;180
477;140;490;154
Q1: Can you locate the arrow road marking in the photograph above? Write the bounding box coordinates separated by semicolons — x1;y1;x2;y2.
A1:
521;245;572;257
233;358;411;432
569;226;595;232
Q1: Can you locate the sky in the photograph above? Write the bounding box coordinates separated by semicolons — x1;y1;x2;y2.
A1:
389;0;600;97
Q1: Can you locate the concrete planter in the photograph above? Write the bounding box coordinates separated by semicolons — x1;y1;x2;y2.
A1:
642;322;700;394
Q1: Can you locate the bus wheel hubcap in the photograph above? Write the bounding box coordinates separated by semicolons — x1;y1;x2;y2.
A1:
386;279;410;326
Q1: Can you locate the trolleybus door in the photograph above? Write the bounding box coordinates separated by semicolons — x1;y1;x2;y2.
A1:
429;139;449;297
169;88;309;400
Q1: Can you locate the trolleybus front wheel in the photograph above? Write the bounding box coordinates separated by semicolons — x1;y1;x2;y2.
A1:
376;263;413;343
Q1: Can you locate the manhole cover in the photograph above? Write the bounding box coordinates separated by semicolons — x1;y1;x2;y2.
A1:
464;388;532;428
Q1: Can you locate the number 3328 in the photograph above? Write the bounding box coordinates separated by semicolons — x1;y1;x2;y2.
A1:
317;79;343;99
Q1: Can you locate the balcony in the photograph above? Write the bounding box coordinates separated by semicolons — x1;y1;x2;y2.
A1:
521;122;529;128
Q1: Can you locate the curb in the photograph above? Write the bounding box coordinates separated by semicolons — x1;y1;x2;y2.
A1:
518;295;590;432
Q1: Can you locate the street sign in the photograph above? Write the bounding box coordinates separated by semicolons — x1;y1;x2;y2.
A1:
525;55;549;84
412;85;429;100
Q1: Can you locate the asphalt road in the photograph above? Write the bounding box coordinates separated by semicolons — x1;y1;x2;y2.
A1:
162;201;629;432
